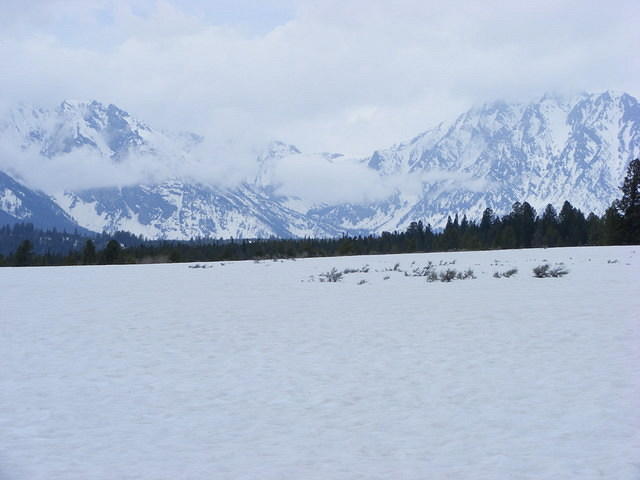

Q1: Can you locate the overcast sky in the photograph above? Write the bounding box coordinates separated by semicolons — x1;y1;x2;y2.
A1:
1;0;638;158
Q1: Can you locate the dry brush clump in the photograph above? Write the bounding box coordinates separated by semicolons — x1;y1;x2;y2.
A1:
410;262;435;277
493;268;518;278
456;269;476;280
343;264;370;274
319;267;344;282
424;267;475;283
532;263;569;278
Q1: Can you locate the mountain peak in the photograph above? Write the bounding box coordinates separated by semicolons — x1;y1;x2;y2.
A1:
1;91;639;238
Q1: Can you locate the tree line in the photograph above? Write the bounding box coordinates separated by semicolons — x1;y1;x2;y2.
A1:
2;159;638;267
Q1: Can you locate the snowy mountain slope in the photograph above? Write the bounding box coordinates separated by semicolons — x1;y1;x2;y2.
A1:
0;170;89;232
350;91;640;231
0;100;195;162
0;102;340;238
55;181;342;239
0;92;638;238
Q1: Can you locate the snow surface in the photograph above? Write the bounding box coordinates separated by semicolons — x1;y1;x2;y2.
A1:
1;246;639;479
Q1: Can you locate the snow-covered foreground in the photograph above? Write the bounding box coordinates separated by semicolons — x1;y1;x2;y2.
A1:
1;246;639;479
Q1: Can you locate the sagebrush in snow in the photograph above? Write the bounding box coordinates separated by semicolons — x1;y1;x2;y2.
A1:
439;269;457;282
494;268;518;278
426;271;439;282
319;268;343;282
533;264;569;278
456;269;476;280
411;262;435;277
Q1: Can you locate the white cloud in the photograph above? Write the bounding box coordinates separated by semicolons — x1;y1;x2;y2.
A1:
0;0;638;197
268;153;391;204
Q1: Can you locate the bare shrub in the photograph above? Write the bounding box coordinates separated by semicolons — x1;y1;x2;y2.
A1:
533;264;568;278
494;268;518;278
343;264;370;275
458;268;475;280
411;262;435;277
319;268;343;282
503;268;518;278
439;269;457;282
533;264;550;278
357;279;367;285
549;265;569;277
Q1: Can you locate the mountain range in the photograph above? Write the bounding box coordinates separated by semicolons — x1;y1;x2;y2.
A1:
1;91;638;239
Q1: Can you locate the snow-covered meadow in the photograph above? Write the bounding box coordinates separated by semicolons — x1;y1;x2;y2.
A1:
1;246;639;479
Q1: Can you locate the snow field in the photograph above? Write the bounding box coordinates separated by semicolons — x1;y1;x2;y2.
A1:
1;246;639;479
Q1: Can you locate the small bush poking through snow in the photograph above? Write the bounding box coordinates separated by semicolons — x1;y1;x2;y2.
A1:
319;268;343;282
423;267;477;283
533;264;569;278
607;259;618;264
533;264;550;277
357;279;367;285
411;262;435;277
426;271;439;282
503;268;518;278
439;269;457;282
456;269;476;280
549;265;569;277
343;265;371;275
494;268;518;278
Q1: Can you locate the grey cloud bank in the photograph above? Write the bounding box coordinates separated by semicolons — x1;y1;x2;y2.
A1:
1;0;638;153
0;0;638;201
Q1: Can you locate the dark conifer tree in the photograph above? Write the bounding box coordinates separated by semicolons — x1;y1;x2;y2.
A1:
586;213;604;245
15;240;33;266
102;240;121;264
541;204;559;246
603;204;625;245
616;158;640;243
82;240;97;265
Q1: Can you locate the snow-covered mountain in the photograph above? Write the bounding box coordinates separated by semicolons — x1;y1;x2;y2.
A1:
0;101;340;238
1;100;197;161
0;170;89;232
346;91;640;231
54;181;341;239
0;92;638;238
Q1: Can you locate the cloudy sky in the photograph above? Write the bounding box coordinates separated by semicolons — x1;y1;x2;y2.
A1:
1;0;638;159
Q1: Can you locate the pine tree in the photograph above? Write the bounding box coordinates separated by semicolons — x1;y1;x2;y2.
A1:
616;158;640;243
82;240;97;265
15;240;34;266
603;205;624;245
102;240;121;264
541;204;559;246
558;201;587;246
